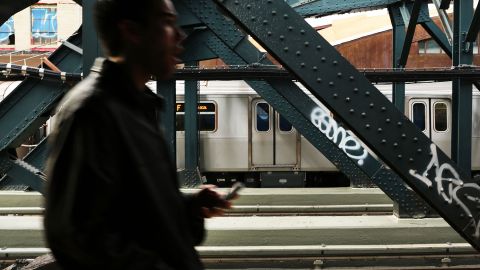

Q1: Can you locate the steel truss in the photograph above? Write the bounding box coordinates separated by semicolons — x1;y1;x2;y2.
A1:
212;0;480;251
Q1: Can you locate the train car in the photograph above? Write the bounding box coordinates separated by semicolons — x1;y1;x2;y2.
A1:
169;80;480;187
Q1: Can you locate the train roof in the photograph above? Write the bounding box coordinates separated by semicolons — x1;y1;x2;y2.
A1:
2;80;478;104
159;80;480;97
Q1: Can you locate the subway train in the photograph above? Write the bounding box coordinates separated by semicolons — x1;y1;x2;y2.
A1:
2;80;478;187
161;80;480;187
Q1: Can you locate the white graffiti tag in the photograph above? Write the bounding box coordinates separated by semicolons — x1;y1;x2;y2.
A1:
409;144;480;238
310;107;368;166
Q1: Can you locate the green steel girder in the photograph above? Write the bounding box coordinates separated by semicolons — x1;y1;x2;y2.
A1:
181;30;219;62
176;0;203;27
465;2;480;43
82;0;102;75
23;138;48;171
398;0;423;68
388;5;406;112
388;2;452;59
0;29;82;153
183;61;201;187
289;0;434;21
0;29;81;191
212;0;480;250
179;0;432;215
0;151;45;193
181;1;243;49
201;29;430;214
420;20;453;57
290;0;400;17
390;1;444;67
452;1;474;174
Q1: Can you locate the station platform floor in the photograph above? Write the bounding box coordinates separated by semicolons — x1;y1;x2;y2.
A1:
0;187;475;259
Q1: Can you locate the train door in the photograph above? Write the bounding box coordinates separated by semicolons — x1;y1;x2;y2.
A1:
409;98;451;156
251;99;298;167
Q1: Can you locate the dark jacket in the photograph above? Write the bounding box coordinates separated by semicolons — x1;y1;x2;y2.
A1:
44;58;205;270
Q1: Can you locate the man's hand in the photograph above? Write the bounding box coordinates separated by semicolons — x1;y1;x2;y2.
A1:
195;185;235;218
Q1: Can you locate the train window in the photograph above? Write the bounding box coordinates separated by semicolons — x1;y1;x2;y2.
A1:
199;114;216;131
175;102;217;132
412;103;426;131
434;102;448;132
256;102;270;132
279;114;293;132
175;114;185;131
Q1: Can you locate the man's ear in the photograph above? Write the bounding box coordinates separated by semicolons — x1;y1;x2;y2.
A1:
117;20;142;46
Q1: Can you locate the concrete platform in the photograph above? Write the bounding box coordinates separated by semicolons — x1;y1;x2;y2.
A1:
0;188;392;208
0;215;471;251
203;215;468;247
186;187;393;206
0;188;394;215
0;192;43;208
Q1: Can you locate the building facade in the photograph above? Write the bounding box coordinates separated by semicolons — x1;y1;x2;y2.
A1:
0;0;82;66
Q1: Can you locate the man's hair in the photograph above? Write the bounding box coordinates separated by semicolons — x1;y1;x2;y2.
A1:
94;0;158;56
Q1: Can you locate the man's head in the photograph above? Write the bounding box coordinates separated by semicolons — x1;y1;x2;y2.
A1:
94;0;183;79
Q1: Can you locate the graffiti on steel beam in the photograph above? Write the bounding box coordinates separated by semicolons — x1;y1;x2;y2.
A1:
311;107;368;166
409;144;480;238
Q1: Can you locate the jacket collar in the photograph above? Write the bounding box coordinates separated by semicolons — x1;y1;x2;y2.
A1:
92;58;164;109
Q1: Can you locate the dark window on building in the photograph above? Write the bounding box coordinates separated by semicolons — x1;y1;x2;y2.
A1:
418;40;426;54
418;39;442;54
31;7;57;45
434;102;448;132
256;102;270;132
0;17;14;45
473;41;479;54
426;39;441;54
175;102;217;132
412;102;426;131
279;114;293;132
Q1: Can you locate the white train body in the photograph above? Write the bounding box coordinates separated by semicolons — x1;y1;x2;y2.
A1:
171;81;480;181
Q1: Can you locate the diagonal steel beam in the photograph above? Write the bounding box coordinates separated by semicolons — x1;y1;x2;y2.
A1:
181;30;219;62
212;0;480;250
398;0;423;67
432;0;454;45
465;1;480;43
0;29;81;191
22;138;48;171
420;20;453;57
0;151;45;193
452;1;474;175
388;4;406;113
201;29;431;215
179;0;433;216
291;0;401;18
0;29;82;153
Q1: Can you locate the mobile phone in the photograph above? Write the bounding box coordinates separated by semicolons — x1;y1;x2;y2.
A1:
224;182;244;200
